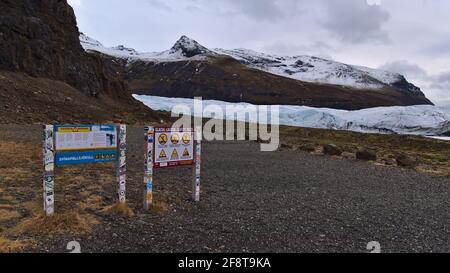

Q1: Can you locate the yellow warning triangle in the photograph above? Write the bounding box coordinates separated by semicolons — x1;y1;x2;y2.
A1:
159;149;167;159
171;149;179;159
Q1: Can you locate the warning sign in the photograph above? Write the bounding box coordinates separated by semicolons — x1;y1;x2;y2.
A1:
159;149;167;160
182;133;191;145
171;134;180;145
171;149;179;160
154;127;194;169
158;134;168;145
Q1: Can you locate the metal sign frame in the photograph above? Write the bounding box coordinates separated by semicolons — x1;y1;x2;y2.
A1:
144;126;155;210
42;124;127;216
143;126;202;210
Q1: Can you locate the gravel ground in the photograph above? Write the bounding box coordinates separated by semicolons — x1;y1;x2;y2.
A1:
1;125;449;253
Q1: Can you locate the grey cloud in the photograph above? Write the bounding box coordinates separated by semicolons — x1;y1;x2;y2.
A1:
428;72;450;106
379;60;428;79
144;0;173;12
430;72;450;91
322;0;390;43
228;0;284;21
378;60;450;104
194;0;305;22
421;40;450;57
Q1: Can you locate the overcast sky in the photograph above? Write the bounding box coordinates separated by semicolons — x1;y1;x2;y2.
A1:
68;0;450;106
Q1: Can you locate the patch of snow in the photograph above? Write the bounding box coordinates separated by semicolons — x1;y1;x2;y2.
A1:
428;136;450;141
133;95;450;137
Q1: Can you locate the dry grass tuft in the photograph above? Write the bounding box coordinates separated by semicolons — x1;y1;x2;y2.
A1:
0;209;21;222
0;142;40;169
0;204;14;210
22;201;43;216
102;203;135;218
0;236;27;253
151;201;170;214
78;195;105;211
7;211;99;236
0;195;15;202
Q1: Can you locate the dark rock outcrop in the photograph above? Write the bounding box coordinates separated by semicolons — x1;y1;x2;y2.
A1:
0;0;160;124
356;149;378;161
169;36;214;58
396;155;418;168
323;144;343;156
0;0;126;98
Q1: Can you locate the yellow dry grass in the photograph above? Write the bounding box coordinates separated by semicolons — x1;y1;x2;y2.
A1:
0;142;40;168
0;204;14;210
102;202;135;218
151;201;170;215
0;168;33;182
22;201;43;216
7;211;99;236
0;236;27;253
78;194;105;211
0;195;15;202
0;209;21;222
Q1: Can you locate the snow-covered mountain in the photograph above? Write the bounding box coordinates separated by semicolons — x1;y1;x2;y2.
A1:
213;48;423;94
134;95;450;137
80;33;212;62
80;33;424;95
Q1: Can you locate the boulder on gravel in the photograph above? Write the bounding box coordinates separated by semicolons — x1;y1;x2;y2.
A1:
323;144;342;156
396;155;418;167
356;149;377;161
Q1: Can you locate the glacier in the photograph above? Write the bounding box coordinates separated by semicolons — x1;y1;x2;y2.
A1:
133;95;450;137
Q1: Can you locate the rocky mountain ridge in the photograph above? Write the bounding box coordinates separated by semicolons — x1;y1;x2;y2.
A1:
80;34;433;110
81;34;429;98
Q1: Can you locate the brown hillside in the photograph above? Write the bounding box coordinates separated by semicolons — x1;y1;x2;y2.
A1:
128;56;433;110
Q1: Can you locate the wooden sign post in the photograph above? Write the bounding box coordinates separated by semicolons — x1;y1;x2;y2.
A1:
193;126;202;202
117;125;127;203
43;125;55;216
144;126;154;210
42;124;125;216
143;126;202;209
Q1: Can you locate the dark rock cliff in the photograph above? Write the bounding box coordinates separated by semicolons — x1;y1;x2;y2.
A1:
0;0;160;124
0;0;126;98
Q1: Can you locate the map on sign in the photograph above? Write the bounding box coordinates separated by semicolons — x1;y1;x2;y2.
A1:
154;127;194;169
54;125;118;166
55;125;117;151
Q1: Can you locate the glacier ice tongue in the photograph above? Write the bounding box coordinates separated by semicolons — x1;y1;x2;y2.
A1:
133;95;450;137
